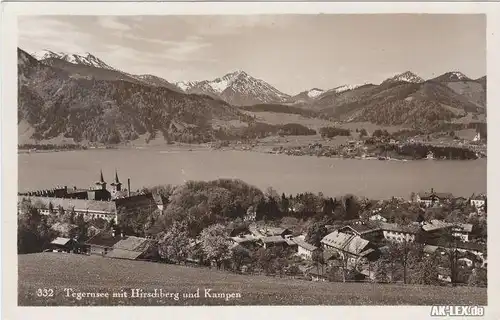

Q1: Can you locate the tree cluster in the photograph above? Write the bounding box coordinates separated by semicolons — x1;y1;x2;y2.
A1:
18;200;57;254
319;127;351;138
379;143;478;160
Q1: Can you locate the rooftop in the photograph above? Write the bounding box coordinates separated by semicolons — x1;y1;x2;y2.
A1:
260;236;287;244
321;231;370;256
21;195;117;213
377;222;421;234
293;238;318;252
470;194;487;201
339;224;380;235
230;234;258;243
422;220;473;233
112;236;156;252
85;231;125;247
418;191;454;200
50;237;73;246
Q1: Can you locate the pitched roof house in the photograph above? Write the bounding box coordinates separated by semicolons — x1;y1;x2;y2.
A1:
85;230;156;260
48;237;81;253
248;224;292;238
321;231;379;262
293;237;318;260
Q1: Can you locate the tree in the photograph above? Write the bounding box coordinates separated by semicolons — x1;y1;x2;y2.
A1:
230;245;251;272
338;252;351;282
305;223;328;247
158;221;192;264
75;213;89;242
312;247;325;275
372;129;389;138
359;128;368;138
342;194;361;220
18;202;56;254
409;192;417;203
408;252;440;285
441;229;461;286
373;258;391;283
256;247;275;275
69;208;76;224
280;193;290;214
468;268;487;287
200;224;232;270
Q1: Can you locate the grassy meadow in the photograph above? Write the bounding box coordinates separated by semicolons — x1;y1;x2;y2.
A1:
18;253;487;306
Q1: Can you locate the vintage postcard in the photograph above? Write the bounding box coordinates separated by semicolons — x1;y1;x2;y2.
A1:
2;1;499;319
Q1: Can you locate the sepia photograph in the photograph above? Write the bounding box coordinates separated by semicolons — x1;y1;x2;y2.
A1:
13;11;488;309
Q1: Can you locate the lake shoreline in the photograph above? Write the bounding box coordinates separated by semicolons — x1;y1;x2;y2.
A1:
18;144;485;163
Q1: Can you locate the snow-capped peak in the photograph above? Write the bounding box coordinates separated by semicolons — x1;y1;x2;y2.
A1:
330;83;366;94
384;71;424;84
175;70;290;105
31;49;115;70
306;88;324;98
449;71;468;80
177;70;278;95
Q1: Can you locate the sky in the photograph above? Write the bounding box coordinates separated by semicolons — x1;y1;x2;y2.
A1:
18;14;486;95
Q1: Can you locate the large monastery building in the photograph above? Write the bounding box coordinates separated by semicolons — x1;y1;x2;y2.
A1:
18;170;166;223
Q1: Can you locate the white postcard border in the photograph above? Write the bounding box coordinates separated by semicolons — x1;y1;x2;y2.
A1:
2;2;499;319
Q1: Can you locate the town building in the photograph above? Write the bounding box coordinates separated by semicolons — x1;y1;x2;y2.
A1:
229;234;259;250
377;222;420;243
472;124;487;142
48;237;81;253
248;224;292;239
369;213;388;222
85;230;157;260
415;189;453;207
22;196;119;222
321;231;380;268
470;194;487;212
18;170;165;223
259;236;289;249
293;237;318;260
336;224;382;242
422;220;473;242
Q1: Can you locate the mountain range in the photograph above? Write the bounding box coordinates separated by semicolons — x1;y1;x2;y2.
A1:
20;48;487;144
18;48;251;145
176;71;291;106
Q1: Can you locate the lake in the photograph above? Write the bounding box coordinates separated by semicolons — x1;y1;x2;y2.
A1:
18;149;486;199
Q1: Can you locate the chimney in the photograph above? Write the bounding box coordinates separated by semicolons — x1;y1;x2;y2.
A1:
431;188;434;194
120;232;124;238
64;186;68;193
127;178;131;197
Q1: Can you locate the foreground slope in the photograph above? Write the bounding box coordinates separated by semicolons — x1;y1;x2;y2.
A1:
18;253;487;306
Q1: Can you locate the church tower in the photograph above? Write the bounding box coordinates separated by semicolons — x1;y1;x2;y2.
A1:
95;169;107;190
110;169;122;196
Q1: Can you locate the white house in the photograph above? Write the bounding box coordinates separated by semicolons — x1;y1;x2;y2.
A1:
378;223;419;243
451;223;473;242
293;237;318;260
369;214;387;222
415;189;453;207
470;194;486;212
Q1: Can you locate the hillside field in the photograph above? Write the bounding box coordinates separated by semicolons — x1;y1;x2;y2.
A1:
18;253;487;306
